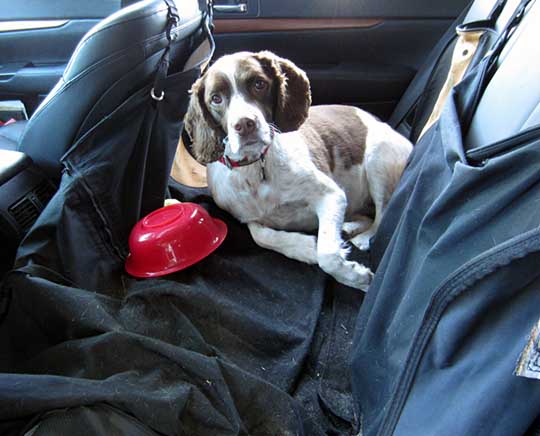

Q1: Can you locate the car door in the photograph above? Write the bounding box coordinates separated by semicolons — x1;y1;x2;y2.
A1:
212;0;469;120
0;0;127;116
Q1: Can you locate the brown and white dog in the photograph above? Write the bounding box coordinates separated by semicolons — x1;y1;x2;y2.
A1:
184;51;412;291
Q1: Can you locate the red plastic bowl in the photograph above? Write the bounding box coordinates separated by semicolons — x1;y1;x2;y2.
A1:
125;202;227;278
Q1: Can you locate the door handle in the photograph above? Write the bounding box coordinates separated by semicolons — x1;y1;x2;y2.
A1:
213;4;247;13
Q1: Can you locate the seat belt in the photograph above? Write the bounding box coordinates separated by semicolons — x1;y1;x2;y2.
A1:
458;0;536;141
387;3;472;133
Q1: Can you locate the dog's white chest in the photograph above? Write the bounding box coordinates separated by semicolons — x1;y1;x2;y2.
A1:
207;162;317;231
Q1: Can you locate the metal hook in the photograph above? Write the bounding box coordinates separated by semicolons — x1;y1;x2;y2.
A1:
151;88;165;101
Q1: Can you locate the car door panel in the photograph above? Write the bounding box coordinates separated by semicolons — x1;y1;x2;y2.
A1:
212;0;468;119
0;20;98;102
0;0;116;114
213;19;453;119
0;0;120;20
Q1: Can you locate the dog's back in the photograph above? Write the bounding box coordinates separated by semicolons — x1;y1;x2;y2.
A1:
298;104;412;217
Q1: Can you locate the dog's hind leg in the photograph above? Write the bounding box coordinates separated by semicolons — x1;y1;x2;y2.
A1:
315;189;373;291
351;145;396;251
248;223;318;264
342;215;373;240
351;136;411;251
350;190;385;251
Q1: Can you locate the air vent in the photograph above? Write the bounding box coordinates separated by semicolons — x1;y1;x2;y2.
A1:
33;181;56;207
6;182;56;234
8;196;40;232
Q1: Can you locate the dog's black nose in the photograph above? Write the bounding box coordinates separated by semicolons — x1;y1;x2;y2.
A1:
233;117;256;136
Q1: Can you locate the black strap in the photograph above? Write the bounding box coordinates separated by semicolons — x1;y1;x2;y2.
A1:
482;0;533;84
456;0;535;135
152;0;215;101
163;0;179;18
206;0;215;33
150;1;180;102
456;0;507;32
466;124;540;164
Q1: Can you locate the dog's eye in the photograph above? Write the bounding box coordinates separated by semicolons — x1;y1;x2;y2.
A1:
211;94;223;105
254;79;267;91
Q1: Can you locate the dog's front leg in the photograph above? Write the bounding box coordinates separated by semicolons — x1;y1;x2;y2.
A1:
248;222;318;264
315;191;373;291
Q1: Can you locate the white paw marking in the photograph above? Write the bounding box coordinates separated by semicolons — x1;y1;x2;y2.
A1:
318;251;372;291
342;217;373;239
351;233;372;251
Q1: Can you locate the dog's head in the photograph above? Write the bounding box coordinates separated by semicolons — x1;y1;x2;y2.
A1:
184;51;311;164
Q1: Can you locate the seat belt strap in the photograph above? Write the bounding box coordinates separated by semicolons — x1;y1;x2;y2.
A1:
387;3;472;132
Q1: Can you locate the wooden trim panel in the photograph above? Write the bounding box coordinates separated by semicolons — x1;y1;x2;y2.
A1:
214;18;382;34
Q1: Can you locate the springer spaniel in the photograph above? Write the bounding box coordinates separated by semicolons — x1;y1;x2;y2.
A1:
184;51;412;291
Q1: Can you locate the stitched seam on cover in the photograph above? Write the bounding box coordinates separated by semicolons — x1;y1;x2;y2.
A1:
529;350;540;372
380;230;540;436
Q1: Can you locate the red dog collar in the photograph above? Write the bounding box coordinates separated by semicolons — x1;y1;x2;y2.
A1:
218;145;270;170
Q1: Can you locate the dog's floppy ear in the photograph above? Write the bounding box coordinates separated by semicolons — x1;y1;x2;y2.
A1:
184;75;225;164
254;51;311;132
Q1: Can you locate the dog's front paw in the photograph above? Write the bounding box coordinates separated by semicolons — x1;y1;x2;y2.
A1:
345;261;373;292
318;252;372;291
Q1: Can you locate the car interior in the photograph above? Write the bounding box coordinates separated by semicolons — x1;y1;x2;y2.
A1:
0;0;470;277
1;0;540;434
